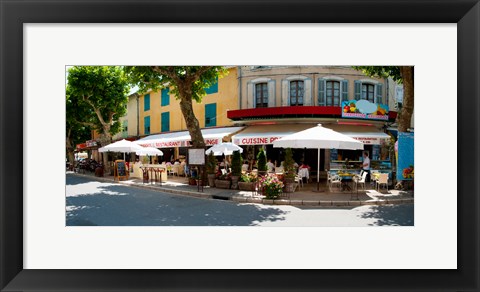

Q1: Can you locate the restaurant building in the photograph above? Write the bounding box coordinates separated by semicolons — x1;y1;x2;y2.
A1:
227;66;401;178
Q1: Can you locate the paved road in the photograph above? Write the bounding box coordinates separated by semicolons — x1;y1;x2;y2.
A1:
66;174;414;226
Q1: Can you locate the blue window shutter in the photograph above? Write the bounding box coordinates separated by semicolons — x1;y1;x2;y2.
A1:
354;81;362;100
376;83;383;104
144;94;150;111
144;116;150;135
161;112;170;132
341;80;349;102
318;79;326;106
161;89;170;106
205;103;216;127
205;77;218;94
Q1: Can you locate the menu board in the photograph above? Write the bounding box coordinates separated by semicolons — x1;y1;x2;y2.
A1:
188;148;205;166
114;160;128;181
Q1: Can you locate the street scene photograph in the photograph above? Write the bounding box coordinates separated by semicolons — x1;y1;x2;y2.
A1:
66;65;414;226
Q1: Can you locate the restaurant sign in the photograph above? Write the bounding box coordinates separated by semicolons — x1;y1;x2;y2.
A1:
139;138;221;148
352;137;384;145
341;100;389;121
233;136;281;145
86;140;97;147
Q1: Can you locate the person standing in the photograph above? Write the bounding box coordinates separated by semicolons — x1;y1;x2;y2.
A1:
362;152;371;183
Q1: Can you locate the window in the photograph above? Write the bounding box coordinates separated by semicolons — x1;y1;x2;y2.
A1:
289;80;304;106
205;103;216;127
362;84;375;103
122;121;128;138
326;81;340;106
161;88;170;106
255;83;268;108
144;94;150;111
144;116;150;135
205;77;218;94
161;112;170;132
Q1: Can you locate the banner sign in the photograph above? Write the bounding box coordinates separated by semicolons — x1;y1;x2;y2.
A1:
86;140;97;147
397;132;414;181
139;138;220;148
341;100;389;121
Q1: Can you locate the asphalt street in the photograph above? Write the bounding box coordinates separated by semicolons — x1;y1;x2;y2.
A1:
66;174;414;226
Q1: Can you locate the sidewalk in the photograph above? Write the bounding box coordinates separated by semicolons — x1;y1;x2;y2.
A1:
68;171;414;207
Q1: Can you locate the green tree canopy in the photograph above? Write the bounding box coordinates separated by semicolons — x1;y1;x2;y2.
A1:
67;66;130;171
125;66;227;148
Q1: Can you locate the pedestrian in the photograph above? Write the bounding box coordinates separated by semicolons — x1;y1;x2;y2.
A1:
362;152;371;183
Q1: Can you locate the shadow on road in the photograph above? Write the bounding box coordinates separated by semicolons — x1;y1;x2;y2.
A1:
66;182;288;226
358;204;414;226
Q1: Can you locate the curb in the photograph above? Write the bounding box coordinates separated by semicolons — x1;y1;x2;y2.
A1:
69;173;414;207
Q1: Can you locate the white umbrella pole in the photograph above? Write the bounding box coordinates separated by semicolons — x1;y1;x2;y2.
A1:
317;148;320;191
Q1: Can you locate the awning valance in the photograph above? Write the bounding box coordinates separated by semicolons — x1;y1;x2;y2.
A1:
135;126;244;148
323;124;391;145
232;124;314;145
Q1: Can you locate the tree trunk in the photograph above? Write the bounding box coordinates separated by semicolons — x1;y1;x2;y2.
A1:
98;134;112;174
178;86;205;148
398;66;414;133
66;136;75;169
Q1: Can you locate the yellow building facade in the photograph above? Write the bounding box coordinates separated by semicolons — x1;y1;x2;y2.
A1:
137;67;238;137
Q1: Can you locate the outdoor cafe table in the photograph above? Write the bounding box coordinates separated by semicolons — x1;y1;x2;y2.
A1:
337;172;357;192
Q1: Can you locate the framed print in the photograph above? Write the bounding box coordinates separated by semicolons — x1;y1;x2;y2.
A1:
1;0;479;291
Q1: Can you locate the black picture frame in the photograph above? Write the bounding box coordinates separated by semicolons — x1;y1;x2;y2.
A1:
1;0;478;291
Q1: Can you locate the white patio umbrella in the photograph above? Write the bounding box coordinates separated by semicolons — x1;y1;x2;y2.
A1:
98;139;145;160
205;142;243;169
205;142;243;156
135;147;164;156
273;124;364;191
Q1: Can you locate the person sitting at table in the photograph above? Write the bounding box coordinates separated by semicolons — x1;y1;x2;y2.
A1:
242;160;249;172
299;162;310;170
266;159;275;173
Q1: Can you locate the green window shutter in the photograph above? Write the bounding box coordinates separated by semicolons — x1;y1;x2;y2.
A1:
376;83;383;104
161;88;170;106
205;77;218;94
205;103;217;127
341;80;349;102
144;116;150;135
318;79;326;106
144;94;150;111
354;81;362;101
161;112;170;132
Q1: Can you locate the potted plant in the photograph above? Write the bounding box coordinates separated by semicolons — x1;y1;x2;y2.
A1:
259;173;284;199
188;167;198;185
238;172;257;191
214;171;232;189
206;152;217;187
230;150;242;189
283;148;296;183
256;148;267;177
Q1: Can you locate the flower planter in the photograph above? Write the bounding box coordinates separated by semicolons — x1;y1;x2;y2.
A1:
214;179;231;189
230;175;240;190
238;181;255;191
207;174;216;187
284;182;298;193
188;178;197;186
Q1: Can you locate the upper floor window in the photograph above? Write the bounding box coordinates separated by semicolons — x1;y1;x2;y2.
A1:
362;84;375;103
289;80;304;106
255;83;268;108
144;116;150;135
326;81;340;106
144;94;150;111
161;112;170;132
355;80;383;104
205;77;218;94
205;103;217;127
161;88;170;106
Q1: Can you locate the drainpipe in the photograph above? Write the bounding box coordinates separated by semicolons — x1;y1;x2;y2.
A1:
136;93;139;138
238;66;242;109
